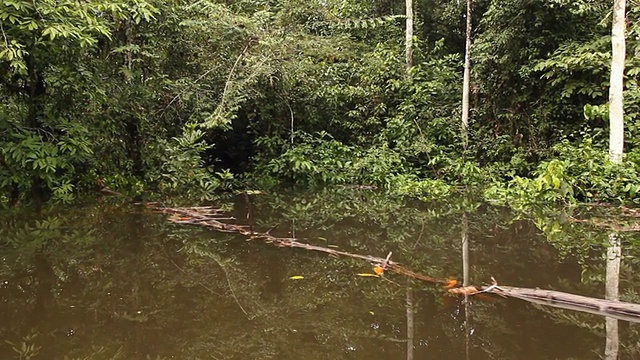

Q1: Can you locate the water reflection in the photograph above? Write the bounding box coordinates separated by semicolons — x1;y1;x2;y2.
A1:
461;213;471;360
0;191;639;359
406;282;414;360
605;233;621;360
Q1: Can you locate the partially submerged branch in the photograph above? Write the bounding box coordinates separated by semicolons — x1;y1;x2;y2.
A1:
153;204;448;284
494;285;640;323
152;204;640;323
450;278;640;323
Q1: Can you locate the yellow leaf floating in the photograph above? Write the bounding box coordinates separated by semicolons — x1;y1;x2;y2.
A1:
289;275;305;280
357;273;380;277
369;311;375;315
373;266;385;275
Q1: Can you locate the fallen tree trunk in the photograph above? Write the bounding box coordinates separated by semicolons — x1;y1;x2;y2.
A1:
151;204;640;323
449;282;640;323
490;285;640;323
152;205;449;284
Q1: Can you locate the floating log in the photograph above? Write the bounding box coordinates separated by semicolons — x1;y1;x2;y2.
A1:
487;285;640;323
153;205;448;285
446;281;640;323
152;204;640;323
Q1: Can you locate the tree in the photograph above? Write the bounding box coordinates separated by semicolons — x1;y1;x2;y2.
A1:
461;0;473;149
406;0;414;70
0;0;113;204
606;2;625;356
609;0;626;164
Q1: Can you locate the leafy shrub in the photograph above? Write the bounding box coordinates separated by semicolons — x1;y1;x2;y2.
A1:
485;136;640;209
0;120;94;204
152;125;221;201
258;131;415;188
393;175;453;202
262;131;353;186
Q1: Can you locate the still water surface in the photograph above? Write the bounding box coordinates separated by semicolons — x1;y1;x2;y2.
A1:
1;190;639;359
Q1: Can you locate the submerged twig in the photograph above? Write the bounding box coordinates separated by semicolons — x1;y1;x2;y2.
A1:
211;254;249;317
160;246;222;296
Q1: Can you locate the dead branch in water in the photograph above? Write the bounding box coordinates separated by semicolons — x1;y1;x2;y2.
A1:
152;204;640;322
493;285;640;323
153;205;448;285
449;278;640;323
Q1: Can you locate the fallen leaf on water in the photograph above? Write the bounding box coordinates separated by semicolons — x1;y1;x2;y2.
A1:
289;276;305;280
373;266;385;275
369;311;375;315
444;278;458;289
357;273;380;277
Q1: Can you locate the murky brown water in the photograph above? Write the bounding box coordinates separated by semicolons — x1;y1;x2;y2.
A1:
1;190;639;359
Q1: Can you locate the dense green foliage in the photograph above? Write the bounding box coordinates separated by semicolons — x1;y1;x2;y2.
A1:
1;0;639;206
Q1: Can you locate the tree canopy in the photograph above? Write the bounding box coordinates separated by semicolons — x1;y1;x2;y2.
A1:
1;0;639;206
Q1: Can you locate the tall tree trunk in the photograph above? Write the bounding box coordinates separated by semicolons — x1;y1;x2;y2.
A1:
405;0;413;71
461;0;473;149
26;52;49;206
609;0;626;163
606;5;626;356
125;117;144;181
462;214;469;287
26;55;46;130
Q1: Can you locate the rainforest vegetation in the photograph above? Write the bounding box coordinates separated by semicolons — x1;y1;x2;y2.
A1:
3;2;640;358
1;0;639;207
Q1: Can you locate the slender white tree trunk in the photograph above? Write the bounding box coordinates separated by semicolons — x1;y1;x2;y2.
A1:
461;0;473;149
606;4;625;355
609;0;626;163
405;0;413;71
462;214;469;287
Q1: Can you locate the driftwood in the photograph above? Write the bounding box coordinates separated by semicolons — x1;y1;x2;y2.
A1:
492;285;640;323
152;205;448;285
449;279;640;323
152;204;640;323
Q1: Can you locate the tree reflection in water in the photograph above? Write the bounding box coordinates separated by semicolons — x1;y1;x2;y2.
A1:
1;191;639;359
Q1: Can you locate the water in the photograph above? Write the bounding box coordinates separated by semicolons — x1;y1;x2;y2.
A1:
1;189;639;359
